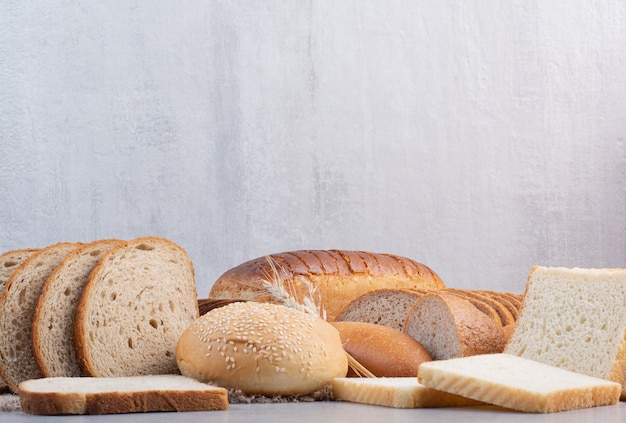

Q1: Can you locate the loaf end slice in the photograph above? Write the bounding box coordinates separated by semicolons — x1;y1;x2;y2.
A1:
74;237;198;377
18;375;228;415
332;377;482;408
418;353;621;413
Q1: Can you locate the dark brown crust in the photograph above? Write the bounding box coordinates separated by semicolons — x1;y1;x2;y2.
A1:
19;388;229;415
208;250;445;321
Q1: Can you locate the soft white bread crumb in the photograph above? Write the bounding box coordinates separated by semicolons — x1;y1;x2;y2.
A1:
418;353;621;413
332;377;482;408
505;266;626;397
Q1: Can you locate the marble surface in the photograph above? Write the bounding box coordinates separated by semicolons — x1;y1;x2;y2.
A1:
2;401;626;423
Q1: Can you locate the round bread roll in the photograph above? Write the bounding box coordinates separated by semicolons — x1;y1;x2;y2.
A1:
331;321;432;377
176;302;348;396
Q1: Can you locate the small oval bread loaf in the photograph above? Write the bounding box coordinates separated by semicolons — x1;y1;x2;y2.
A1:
332;321;431;377
176;302;348;396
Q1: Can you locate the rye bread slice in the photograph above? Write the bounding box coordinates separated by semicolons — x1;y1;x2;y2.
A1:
32;239;123;377
0;242;82;392
73;236;198;377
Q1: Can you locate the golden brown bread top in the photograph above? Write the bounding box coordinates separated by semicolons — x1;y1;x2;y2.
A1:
208;250;446;321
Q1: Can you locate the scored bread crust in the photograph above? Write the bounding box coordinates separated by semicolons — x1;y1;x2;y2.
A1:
0;242;82;392
73;237;199;377
208;250;445;322
32;239;123;377
18;375;229;415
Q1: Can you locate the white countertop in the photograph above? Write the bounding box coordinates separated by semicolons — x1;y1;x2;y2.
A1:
2;401;625;423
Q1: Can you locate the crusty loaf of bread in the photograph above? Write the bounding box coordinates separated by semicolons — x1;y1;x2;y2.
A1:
332;321;431;377
404;291;505;360
32;239;123;377
74;237;198;377
335;289;430;331
418;353;621;413
332;377;483;408
0;242;82;392
18;375;229;415
0;247;40;392
505;266;626;398
208;250;445;321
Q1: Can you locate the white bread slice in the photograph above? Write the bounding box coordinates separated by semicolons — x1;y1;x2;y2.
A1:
418;353;621;413
0;242;82;392
505;266;626;398
18;375;229;415
332;377;482;408
0;247;39;392
32;239;123;377
74;237;198;377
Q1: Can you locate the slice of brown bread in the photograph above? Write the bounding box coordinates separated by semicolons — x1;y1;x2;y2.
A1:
18;374;229;415
404;291;505;360
0;242;82;392
0;247;40;392
0;248;39;292
475;290;521;320
440;289;503;326
74;236;199;377
445;289;515;327
32;239;123;377
335;288;430;331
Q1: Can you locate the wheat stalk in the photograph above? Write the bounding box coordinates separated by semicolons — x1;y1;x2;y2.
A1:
259;254;375;378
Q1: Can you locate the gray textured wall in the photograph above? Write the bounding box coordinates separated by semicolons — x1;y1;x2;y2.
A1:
1;1;625;296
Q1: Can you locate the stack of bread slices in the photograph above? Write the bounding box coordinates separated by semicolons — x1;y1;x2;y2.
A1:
0;237;229;414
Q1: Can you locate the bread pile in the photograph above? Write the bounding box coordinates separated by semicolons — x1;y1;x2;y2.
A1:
0;237;199;395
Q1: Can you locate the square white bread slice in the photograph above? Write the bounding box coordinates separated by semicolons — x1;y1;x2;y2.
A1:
505;266;626;397
332;377;482;408
18;375;228;415
418;353;621;413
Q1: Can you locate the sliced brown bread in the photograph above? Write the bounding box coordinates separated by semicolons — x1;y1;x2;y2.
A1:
74;237;198;377
441;289;503;326
335;288;429;331
404;291;505;360
418;353;621;413
0;242;82;392
18;374;229;415
32;239;123;377
505;266;626;399
0;247;40;392
445;288;515;327
0;248;39;292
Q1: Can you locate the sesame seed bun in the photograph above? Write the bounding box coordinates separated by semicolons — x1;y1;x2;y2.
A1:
176;302;348;396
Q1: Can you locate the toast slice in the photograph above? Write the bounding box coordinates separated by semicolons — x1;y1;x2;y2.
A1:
332;377;482;408
418;353;621;413
0;242;82;392
18;375;228;415
74;237;198;377
32;239;123;377
505;266;626;398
